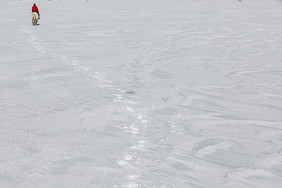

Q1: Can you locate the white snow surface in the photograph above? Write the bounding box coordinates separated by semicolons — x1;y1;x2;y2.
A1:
1;0;282;187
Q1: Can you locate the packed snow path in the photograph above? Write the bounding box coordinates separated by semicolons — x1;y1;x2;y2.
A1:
1;0;282;187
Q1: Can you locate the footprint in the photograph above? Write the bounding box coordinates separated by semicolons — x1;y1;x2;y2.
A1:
114;94;123;100
61;55;67;60
118;160;128;166
127;183;140;188
129;125;139;135
130;144;146;150
124;154;133;161
126;107;135;112
127;174;139;180
138;140;146;144
126;100;137;104
141;119;147;124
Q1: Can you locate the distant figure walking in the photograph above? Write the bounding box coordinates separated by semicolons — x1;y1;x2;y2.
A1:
32;3;40;25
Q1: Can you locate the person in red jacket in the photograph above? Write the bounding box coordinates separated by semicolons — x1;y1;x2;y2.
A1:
32;3;40;25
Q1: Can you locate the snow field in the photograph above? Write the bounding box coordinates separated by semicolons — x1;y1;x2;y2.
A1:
1;0;282;187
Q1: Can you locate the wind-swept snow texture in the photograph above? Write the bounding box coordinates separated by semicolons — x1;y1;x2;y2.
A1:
1;0;282;187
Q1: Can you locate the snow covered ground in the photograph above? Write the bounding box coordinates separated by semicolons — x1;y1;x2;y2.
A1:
1;0;282;187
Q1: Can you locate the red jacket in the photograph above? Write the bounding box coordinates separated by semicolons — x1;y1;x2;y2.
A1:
32;5;38;13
